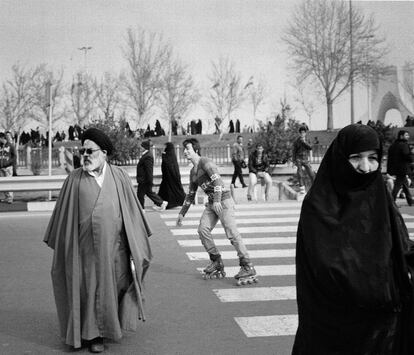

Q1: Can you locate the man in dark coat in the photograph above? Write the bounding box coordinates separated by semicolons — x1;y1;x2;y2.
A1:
136;139;168;211
292;125;315;194
44;128;152;353
387;130;413;206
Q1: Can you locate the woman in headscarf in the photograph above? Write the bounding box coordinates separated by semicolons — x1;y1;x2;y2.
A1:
292;124;414;354
158;142;185;209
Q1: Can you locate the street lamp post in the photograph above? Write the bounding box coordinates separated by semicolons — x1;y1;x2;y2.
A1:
363;35;374;121
349;0;354;124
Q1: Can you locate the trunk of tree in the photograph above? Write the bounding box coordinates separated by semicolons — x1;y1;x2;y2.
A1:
168;119;172;142
326;97;334;131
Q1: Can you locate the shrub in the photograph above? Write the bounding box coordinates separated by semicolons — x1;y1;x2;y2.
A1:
252;114;302;163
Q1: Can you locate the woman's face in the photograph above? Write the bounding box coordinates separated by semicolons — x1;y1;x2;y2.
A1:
348;150;379;174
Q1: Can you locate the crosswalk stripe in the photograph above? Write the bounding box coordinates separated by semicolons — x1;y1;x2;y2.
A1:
234;315;298;337
187;249;295;260
165;216;299;226
160;209;301;219
178;237;296;247
197;265;295;277
172;225;297;235
160;202;302;213
213;286;296;302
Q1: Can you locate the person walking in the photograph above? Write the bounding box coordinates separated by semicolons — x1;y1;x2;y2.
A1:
176;138;256;283
43;128;152;353
0;132;16;204
293;124;414;354
231;135;247;188
158;142;185;209
136;139;168;211
387;130;413;206
292;125;315;194
247;143;272;201
5;131;17;176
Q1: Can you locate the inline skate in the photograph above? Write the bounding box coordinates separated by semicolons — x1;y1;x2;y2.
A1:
202;254;226;279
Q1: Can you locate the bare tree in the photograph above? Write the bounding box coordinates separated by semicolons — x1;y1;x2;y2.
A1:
160;58;199;141
293;79;317;129
70;71;96;127
245;76;267;132
122;27;172;129
206;57;245;137
0;63;42;141
30;64;67;130
93;72;123;120
283;0;388;130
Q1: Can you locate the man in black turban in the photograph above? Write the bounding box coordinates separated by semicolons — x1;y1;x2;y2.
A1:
44;127;152;353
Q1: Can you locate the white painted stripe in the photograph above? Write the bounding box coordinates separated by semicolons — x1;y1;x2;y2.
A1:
196;265;295;277
160;202;302;212
0;212;51;218
165;216;299;226
406;222;414;228
160;209;301;219
213;286;296;302
234;315;298;337
187;249;295;260
178;237;296;247
401;214;414;219
172;225;297;236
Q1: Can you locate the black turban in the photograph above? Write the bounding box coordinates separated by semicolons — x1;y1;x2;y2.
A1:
81;128;114;156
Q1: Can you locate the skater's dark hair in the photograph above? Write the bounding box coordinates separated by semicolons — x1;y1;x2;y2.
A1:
299;125;308;133
182;138;201;156
397;130;409;139
237;135;243;140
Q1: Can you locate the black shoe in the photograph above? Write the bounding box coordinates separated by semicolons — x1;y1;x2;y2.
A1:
89;337;104;353
242;184;247;188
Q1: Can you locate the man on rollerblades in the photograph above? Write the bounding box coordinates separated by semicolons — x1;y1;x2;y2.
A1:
176;138;257;285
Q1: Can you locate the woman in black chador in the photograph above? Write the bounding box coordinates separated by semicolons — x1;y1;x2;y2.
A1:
158;142;185;209
293;124;414;354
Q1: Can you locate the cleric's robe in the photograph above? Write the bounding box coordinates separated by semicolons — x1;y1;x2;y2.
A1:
44;164;152;348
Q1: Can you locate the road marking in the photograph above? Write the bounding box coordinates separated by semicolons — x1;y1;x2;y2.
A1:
197;264;295;277
178;236;296;247
234;315;298;337
161;202;302;213
172;225;297;235
160;209;301;219
187;249;295;260
165;216;299;226
0;212;51;218
213;286;296;302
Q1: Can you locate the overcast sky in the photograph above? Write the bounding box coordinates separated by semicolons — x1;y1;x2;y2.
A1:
1;0;413;131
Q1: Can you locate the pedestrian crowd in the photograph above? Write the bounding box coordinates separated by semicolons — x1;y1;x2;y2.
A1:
3;122;414;353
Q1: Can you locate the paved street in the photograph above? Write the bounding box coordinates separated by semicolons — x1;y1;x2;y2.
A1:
1;199;413;355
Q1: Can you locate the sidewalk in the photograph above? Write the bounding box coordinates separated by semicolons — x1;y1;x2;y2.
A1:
0;164;301;212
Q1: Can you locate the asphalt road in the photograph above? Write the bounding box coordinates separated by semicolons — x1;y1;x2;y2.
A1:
0;198;413;355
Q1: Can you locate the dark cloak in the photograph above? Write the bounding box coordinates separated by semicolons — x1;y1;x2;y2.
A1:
293;124;414;354
158;142;185;209
44;164;152;348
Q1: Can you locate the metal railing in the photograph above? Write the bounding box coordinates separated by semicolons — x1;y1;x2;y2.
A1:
15;144;328;170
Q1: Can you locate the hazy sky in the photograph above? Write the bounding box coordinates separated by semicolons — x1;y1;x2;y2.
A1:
1;0;413;131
